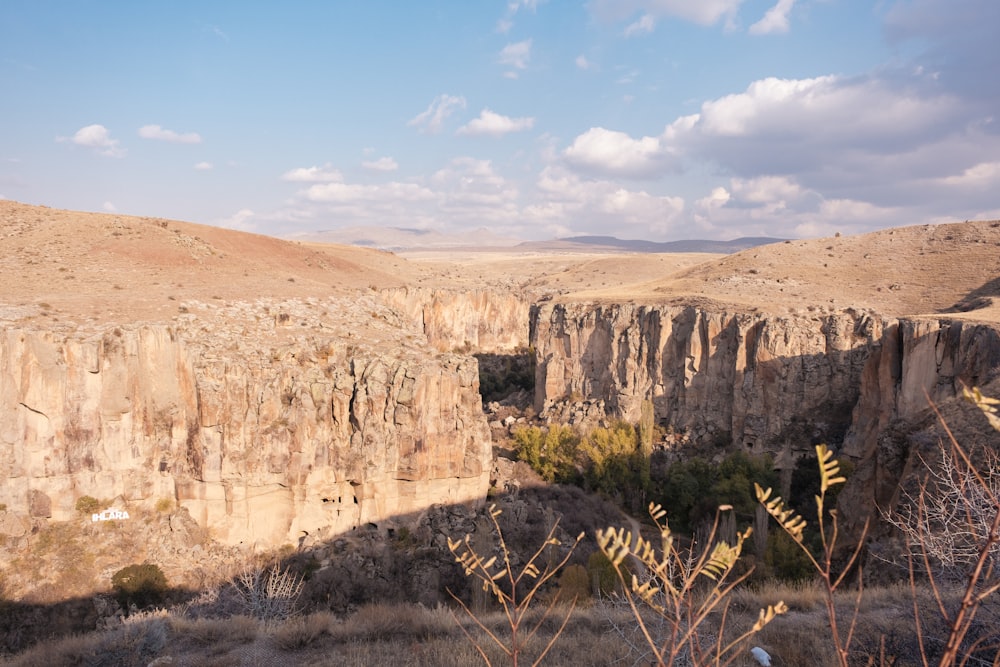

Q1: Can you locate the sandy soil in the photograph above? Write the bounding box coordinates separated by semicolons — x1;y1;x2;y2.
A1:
3;200;999;326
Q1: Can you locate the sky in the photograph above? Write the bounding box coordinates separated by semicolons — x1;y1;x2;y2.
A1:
2;0;999;242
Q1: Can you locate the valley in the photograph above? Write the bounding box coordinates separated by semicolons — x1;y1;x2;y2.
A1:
2;199;1000;663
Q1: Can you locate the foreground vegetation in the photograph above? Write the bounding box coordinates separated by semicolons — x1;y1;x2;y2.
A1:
2;390;998;665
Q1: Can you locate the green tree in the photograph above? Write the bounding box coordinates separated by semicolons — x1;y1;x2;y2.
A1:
112;563;168;611
512;425;580;484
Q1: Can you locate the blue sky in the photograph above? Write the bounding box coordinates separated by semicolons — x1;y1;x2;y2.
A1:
2;1;999;241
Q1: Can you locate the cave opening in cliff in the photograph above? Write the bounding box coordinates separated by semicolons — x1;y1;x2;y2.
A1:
474;351;535;406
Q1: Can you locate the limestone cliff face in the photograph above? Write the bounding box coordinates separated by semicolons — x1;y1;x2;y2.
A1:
0;315;492;546
842;318;1000;458
531;303;1000;470
531;303;882;465
839;319;1000;533
379;288;531;352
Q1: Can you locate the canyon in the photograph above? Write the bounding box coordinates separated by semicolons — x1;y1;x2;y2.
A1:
2;200;1000;593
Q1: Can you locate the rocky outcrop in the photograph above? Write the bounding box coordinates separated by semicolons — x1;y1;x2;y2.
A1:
842;318;1000;459
531;303;883;466
838;319;1000;536
379;287;531;352
531;303;1000;471
0;298;492;546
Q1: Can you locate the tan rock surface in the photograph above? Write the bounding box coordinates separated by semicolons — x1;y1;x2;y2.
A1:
3;198;1000;558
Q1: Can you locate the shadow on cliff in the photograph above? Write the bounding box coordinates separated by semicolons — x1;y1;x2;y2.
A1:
943;274;1000;313
595;309;877;461
0;483;624;656
475;351;535;405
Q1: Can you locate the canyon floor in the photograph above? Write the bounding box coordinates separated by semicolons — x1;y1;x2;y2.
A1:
3;200;999;330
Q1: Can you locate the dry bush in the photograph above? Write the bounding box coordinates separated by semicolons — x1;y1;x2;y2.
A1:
885;436;1000;583
756;444;867;667
4;615;169;667
729;579;826;613
340;602;455;642
233;561;304;622
169;613;260;646
268;611;337;651
448;503;584;666
597;504;785;667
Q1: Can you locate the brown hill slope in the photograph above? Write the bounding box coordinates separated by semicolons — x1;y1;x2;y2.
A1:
567;221;1000;321
0;200;421;325
0;201;720;326
5;200;999;323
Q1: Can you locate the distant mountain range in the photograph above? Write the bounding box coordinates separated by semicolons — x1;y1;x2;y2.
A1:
516;235;788;253
288;227;786;254
287;226;522;250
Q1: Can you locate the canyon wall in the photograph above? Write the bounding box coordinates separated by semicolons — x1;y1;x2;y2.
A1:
531;302;1000;469
0;320;492;546
379;287;531;353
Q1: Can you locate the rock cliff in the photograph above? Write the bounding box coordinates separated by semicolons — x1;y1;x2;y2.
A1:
531;302;1000;472
0;297;492;546
379;287;532;352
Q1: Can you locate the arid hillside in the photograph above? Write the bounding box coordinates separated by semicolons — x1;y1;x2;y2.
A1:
7;200;997;326
1;200;717;328
567;220;1000;322
0;200;415;326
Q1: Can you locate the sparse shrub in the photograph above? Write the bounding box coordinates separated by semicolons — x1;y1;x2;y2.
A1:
75;495;101;515
764;529;814;582
448;503;584;666
597;504;786;666
756;444;867;667
557;564;591;605
270;612;336;650
112;563;169;611
586;550;621;598
154;497;174;513
233;562;304;622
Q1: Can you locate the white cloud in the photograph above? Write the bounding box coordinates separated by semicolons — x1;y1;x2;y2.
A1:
499;39;532;70
277;158;525;235
194;161;213;170
575;54;592;70
303;181;435;204
748;0;795;35
457;109;535;137
281;164;343;182
729;175;803;204
564;127;675;178
362;156;399;171
138;124;202;144
687;175;899;239
530;165;684;235
217;208;255;231
589;0;744;28
103;201;117;212
209;25;229;42
433;158;521;214
59;124;126;157
497;0;546;32
407;94;467;134
664;75;967;181
941;161;1000;188
624;14;656;37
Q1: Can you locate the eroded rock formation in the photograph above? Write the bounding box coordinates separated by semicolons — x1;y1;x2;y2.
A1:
379;287;532;352
0;298;492;546
531;302;1000;474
